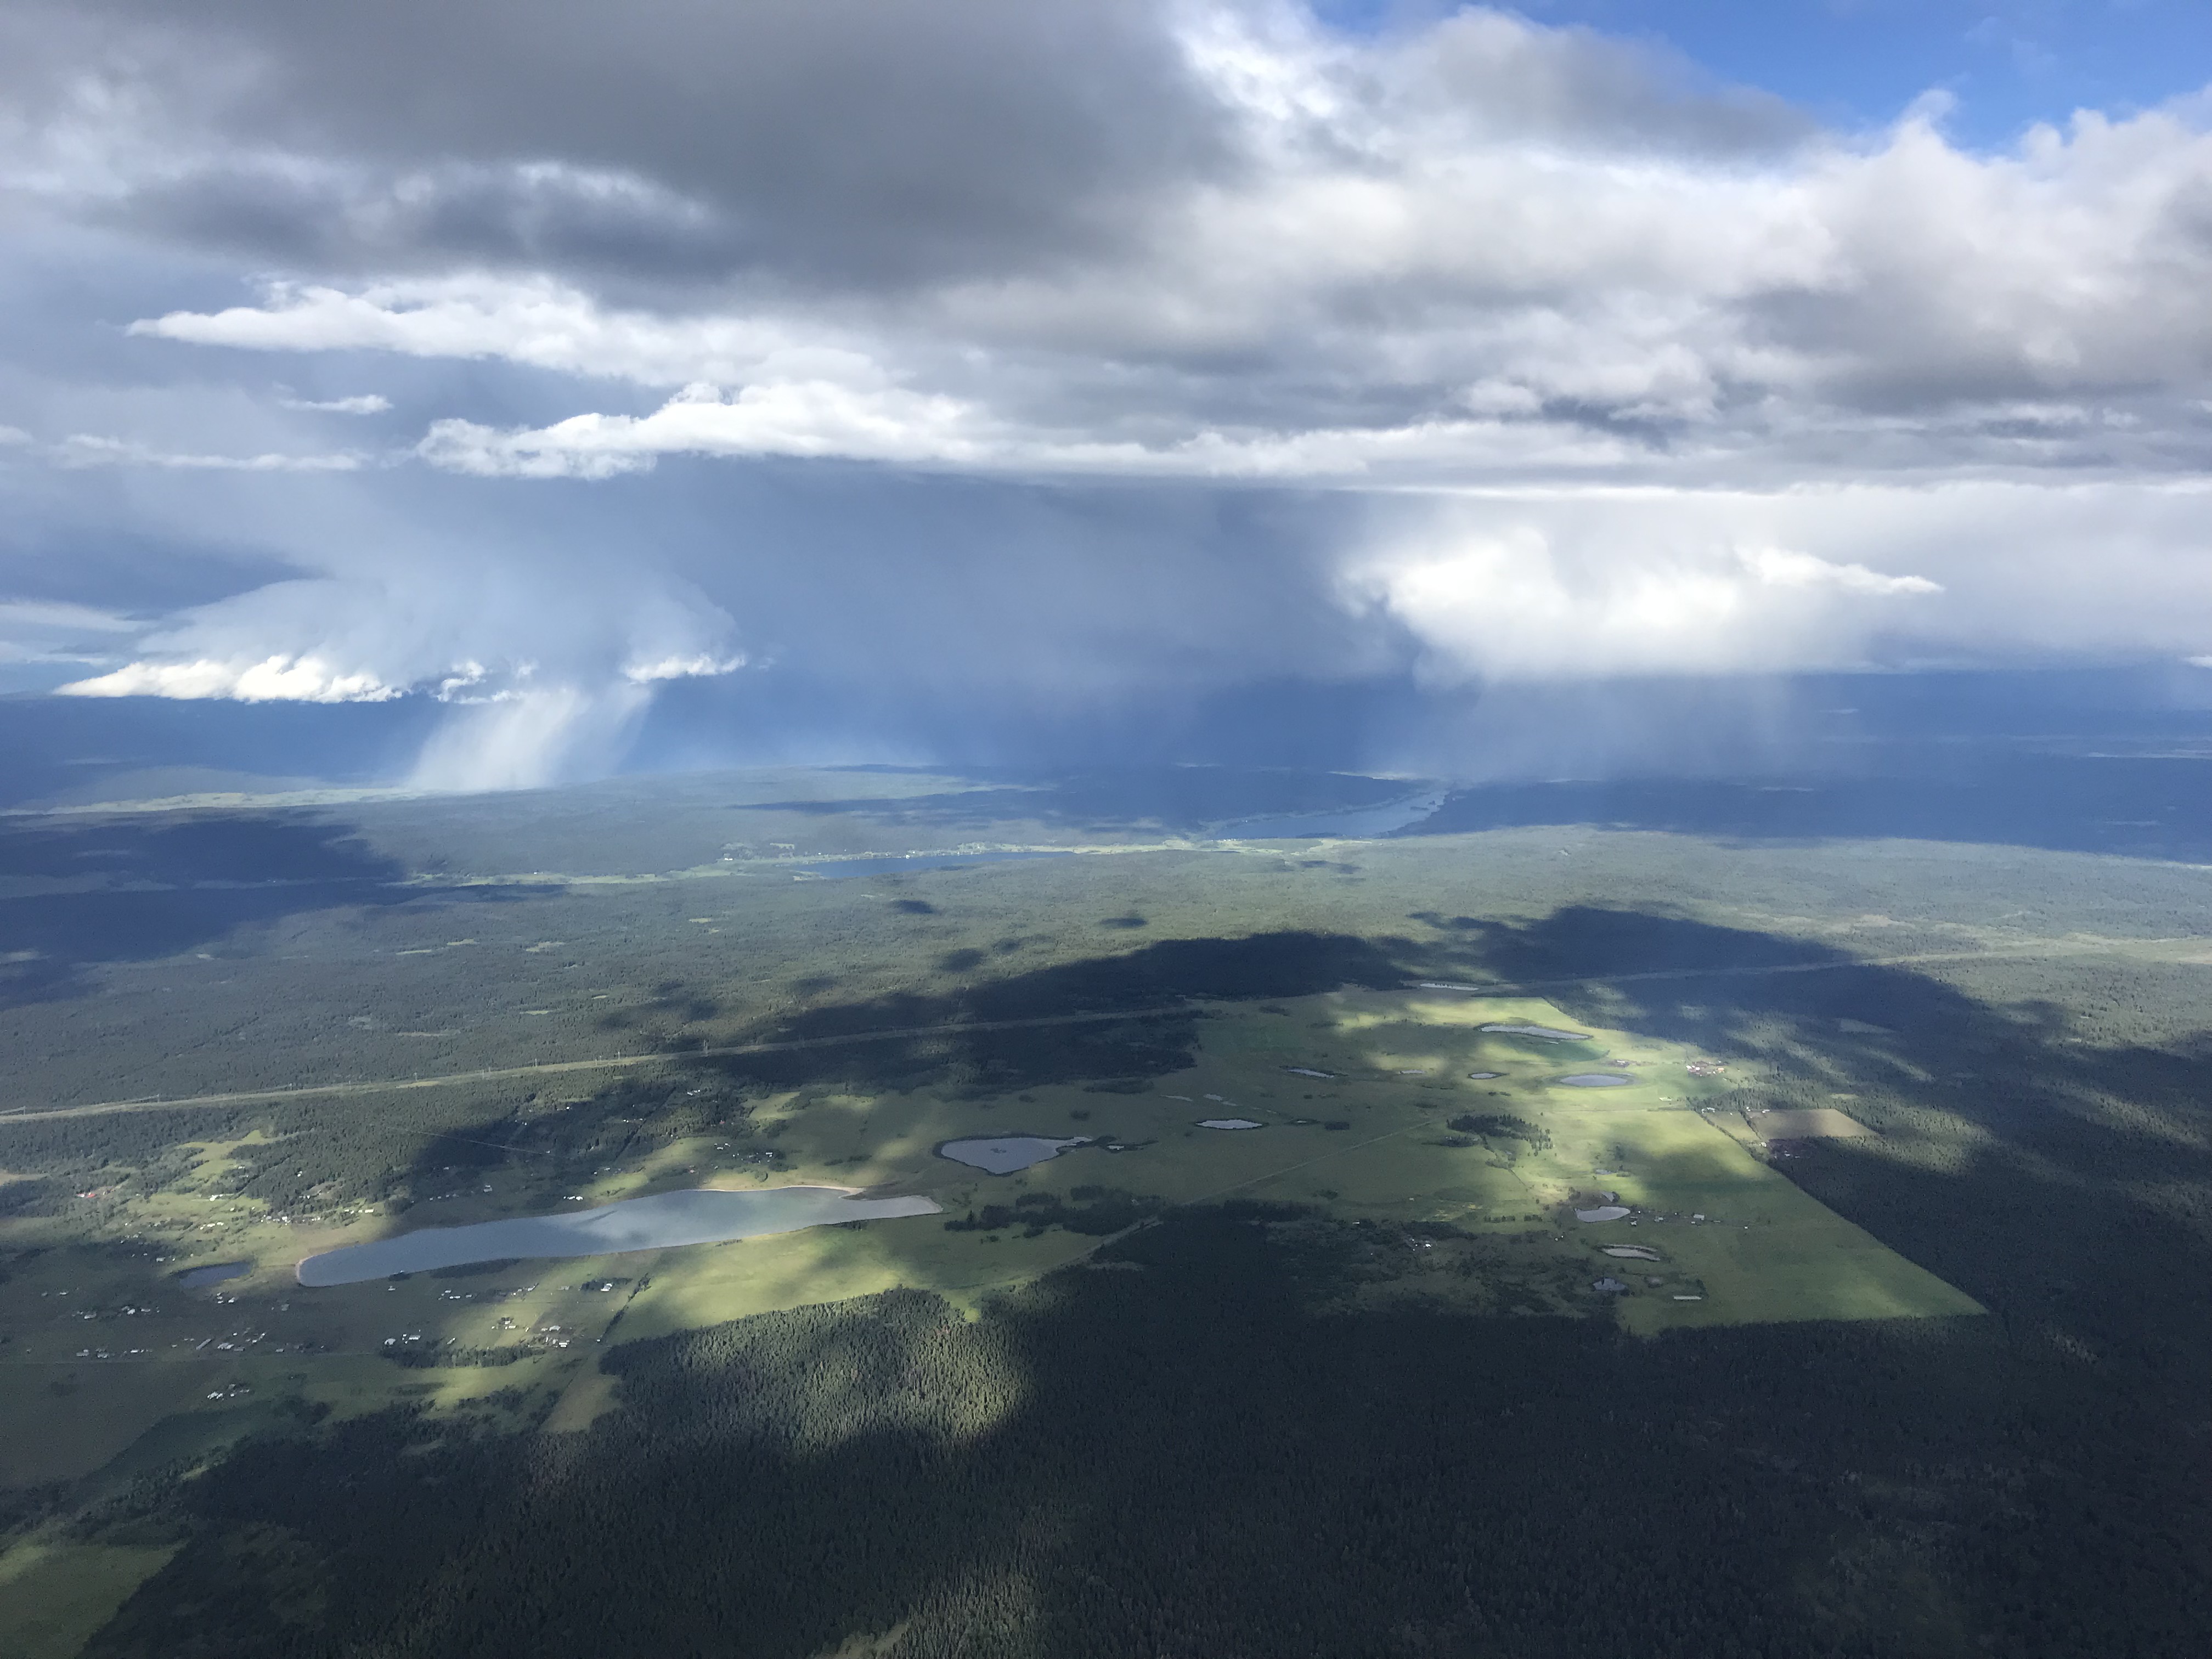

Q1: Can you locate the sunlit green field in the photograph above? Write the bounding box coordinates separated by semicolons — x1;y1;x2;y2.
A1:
0;986;1978;1491
0;1541;179;1659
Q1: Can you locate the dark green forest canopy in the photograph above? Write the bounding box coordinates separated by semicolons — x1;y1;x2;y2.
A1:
84;1214;2208;1659
3;776;2209;1658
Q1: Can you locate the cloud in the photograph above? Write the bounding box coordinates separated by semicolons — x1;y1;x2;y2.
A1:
45;517;750;787
130;276;872;388
1735;547;1941;600
278;392;390;414
1346;480;2211;680
59;653;400;701
123;92;2212;490
55;435;369;471
9;0;1231;284
622;651;744;684
1345;508;1944;681
0;598;141;634
3;3;2208;786
76;10;2212;494
0;598;146;673
414;380;989;478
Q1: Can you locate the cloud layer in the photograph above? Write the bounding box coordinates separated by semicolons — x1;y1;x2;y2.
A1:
1;2;2207;785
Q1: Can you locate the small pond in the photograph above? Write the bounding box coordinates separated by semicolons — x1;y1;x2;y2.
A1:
296;1187;941;1287
177;1261;252;1290
1576;1205;1631;1222
1466;1071;1502;1080
936;1135;1091;1175
1481;1023;1593;1042
1197;1118;1263;1130
1558;1073;1635;1087
797;851;1073;880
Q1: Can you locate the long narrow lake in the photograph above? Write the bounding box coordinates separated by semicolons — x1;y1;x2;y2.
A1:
1218;791;1447;840
296;1187;943;1286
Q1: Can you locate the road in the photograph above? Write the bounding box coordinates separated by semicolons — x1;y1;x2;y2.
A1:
3;939;2190;1127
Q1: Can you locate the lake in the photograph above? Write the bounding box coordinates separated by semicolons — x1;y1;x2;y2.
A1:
1559;1073;1635;1087
1217;791;1447;840
935;1135;1090;1174
295;1187;943;1286
1481;1023;1593;1042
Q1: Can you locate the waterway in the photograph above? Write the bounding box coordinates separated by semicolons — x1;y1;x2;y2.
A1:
295;1187;941;1286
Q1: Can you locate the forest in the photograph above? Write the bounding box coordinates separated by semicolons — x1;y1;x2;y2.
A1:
76;1206;2208;1659
3;764;2208;1657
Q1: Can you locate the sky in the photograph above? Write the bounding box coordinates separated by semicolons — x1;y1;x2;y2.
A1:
0;1;2206;792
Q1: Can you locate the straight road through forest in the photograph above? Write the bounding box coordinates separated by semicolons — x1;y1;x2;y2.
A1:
0;941;2175;1126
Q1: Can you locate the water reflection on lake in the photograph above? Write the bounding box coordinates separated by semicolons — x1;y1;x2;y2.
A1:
296;1187;941;1287
1481;1023;1593;1042
936;1135;1090;1174
1218;791;1447;840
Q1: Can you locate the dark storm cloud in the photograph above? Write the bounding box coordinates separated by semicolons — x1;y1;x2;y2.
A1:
3;2;2207;791
19;0;1234;287
109;162;748;287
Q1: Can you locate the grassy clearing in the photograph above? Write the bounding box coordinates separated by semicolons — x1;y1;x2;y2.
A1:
0;1539;178;1659
0;1361;225;1488
0;980;1985;1499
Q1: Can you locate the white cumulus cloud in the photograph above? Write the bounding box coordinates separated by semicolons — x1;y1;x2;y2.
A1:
59;653;402;702
278;393;392;414
55;435;369;472
1346;480;2210;681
